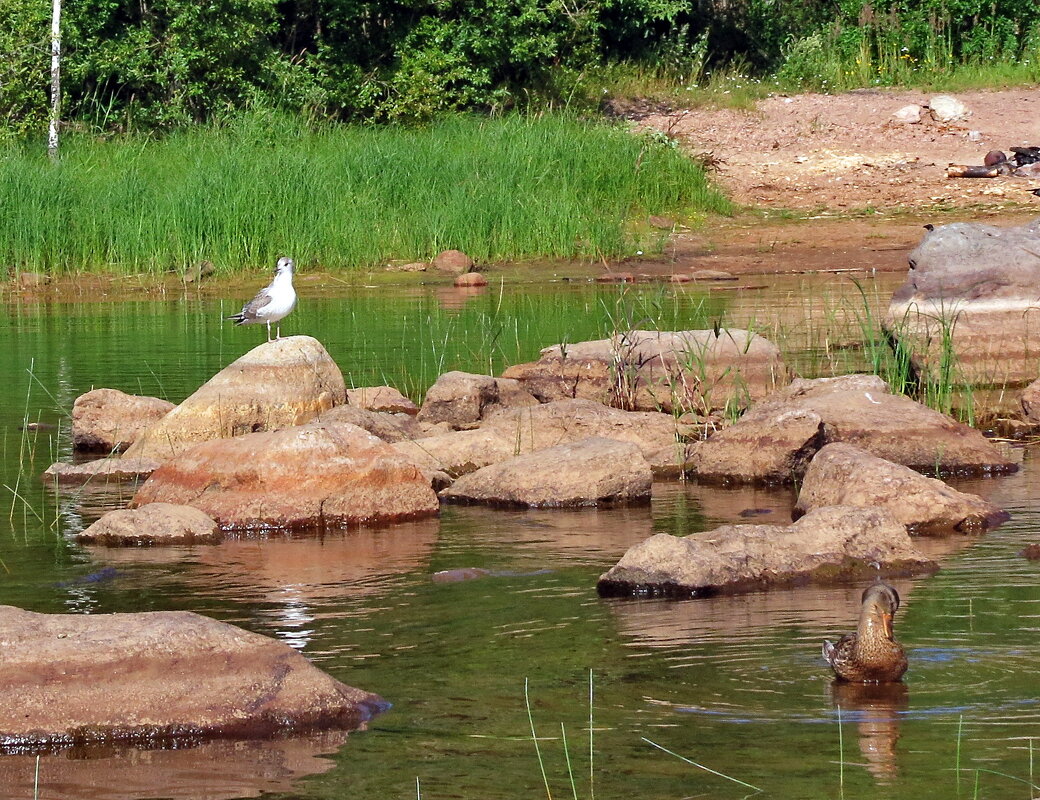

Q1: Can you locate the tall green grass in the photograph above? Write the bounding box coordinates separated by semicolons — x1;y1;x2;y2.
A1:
0;112;730;275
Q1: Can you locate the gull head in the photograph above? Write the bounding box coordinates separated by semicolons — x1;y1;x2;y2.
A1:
274;256;295;276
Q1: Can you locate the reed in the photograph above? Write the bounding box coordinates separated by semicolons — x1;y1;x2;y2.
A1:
0;112;729;275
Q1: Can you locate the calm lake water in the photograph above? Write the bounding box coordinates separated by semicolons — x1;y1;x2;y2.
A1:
2;272;1039;800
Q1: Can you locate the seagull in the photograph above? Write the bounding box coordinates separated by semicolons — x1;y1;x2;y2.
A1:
226;257;297;342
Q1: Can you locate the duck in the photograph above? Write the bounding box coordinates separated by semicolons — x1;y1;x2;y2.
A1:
226;256;297;342
823;582;907;683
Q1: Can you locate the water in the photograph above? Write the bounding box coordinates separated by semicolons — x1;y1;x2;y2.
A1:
2;274;1040;800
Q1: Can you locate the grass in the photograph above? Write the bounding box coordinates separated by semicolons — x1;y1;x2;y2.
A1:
0;111;730;276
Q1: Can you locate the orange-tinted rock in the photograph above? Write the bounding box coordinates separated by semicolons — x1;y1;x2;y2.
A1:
454;272;488;287
595;272;635;283
43;456;161;485
0;605;385;748
132;420;438;530
432;250;474;273
124;336;345;462
76;503;223;546
417;371;537;429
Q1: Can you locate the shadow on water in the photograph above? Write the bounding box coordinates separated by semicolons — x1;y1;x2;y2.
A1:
2;277;1040;799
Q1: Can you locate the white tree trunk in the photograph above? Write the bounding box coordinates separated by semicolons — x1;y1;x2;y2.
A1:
47;0;61;159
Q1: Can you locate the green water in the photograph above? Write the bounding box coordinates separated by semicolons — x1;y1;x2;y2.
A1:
2;278;1040;800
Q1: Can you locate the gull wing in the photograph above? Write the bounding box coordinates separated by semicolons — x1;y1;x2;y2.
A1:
231;287;273;323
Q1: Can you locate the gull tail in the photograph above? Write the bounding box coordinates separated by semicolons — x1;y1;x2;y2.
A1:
226;313;247;325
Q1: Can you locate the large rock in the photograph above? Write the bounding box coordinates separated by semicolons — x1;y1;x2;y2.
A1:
481;398;688;460
43;456;161;485
417;371;536;428
1021;377;1040;423
597;506;937;598
123;336;346;462
75;503;223;546
885;220;1040;387
0;605;385;747
689;375;1015;484
131;420;439;530
793;443;1010;535
346;385;418;415
72;388;175;453
391;428;517;477
440;437;652;507
502;329;790;414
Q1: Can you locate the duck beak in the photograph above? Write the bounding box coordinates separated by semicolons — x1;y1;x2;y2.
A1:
882;611;894;639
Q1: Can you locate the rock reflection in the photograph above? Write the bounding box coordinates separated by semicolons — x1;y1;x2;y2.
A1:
0;730;352;800
829;681;909;785
435;285;487;310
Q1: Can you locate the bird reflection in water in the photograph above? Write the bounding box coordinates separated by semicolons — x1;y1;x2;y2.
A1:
829;681;909;784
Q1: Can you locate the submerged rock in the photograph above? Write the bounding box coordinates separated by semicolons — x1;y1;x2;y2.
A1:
72;388;175;453
75;503;223;546
124;336;345;462
688;375;1015;483
794;443;1009;535
43;456;161;485
440;437;652;507
0;605;386;749
597;506;937;598
132;420;439;531
502;329;790;414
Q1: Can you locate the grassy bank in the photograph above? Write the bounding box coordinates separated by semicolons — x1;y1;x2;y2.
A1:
0;113;729;276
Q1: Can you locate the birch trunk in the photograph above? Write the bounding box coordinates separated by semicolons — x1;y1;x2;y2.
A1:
47;0;61;159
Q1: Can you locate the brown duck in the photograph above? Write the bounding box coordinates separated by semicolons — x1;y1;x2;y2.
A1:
823;583;908;683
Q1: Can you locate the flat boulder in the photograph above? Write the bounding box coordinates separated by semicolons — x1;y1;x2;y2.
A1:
72;388;175;453
501;329;790;414
346;385;418;415
440;437;652;507
43;456;161;485
417;371;537;428
688;375;1014;483
0;605;385;748
318;404;423;443
1022;377;1040;423
597;506;937;598
482;398;687;461
391;428;517;477
124;336;346;462
75;503;223;546
132;420;438;530
885;220;1040;387
794;443;1009;535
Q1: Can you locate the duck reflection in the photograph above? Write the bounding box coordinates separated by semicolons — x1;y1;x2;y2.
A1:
829;681;909;785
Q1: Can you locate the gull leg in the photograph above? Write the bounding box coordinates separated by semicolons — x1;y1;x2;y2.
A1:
266;321;272;342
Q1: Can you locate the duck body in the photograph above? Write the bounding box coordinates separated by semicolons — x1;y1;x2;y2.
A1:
823;583;907;683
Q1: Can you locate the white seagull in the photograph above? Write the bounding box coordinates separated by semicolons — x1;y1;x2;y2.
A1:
226;257;297;342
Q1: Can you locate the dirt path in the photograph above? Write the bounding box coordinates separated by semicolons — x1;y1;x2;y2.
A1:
634;87;1040;277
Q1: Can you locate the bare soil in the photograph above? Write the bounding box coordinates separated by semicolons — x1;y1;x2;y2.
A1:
630;87;1040;277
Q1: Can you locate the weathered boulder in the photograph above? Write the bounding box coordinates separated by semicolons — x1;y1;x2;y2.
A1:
482;398;687;460
597;506;937;598
318;404;422;443
688;375;1015;483
928;94;969;123
346;385;418;415
440;437;652;507
72;388;175;453
501;329;790;414
123;336;345;462
43;456;161;485
131;420;439;530
885;220;1040;387
432;249;474;273
391;428;517;477
0;605;385;748
75;503;223;546
793;443;1009;535
454;272;488;287
417;371;537;428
